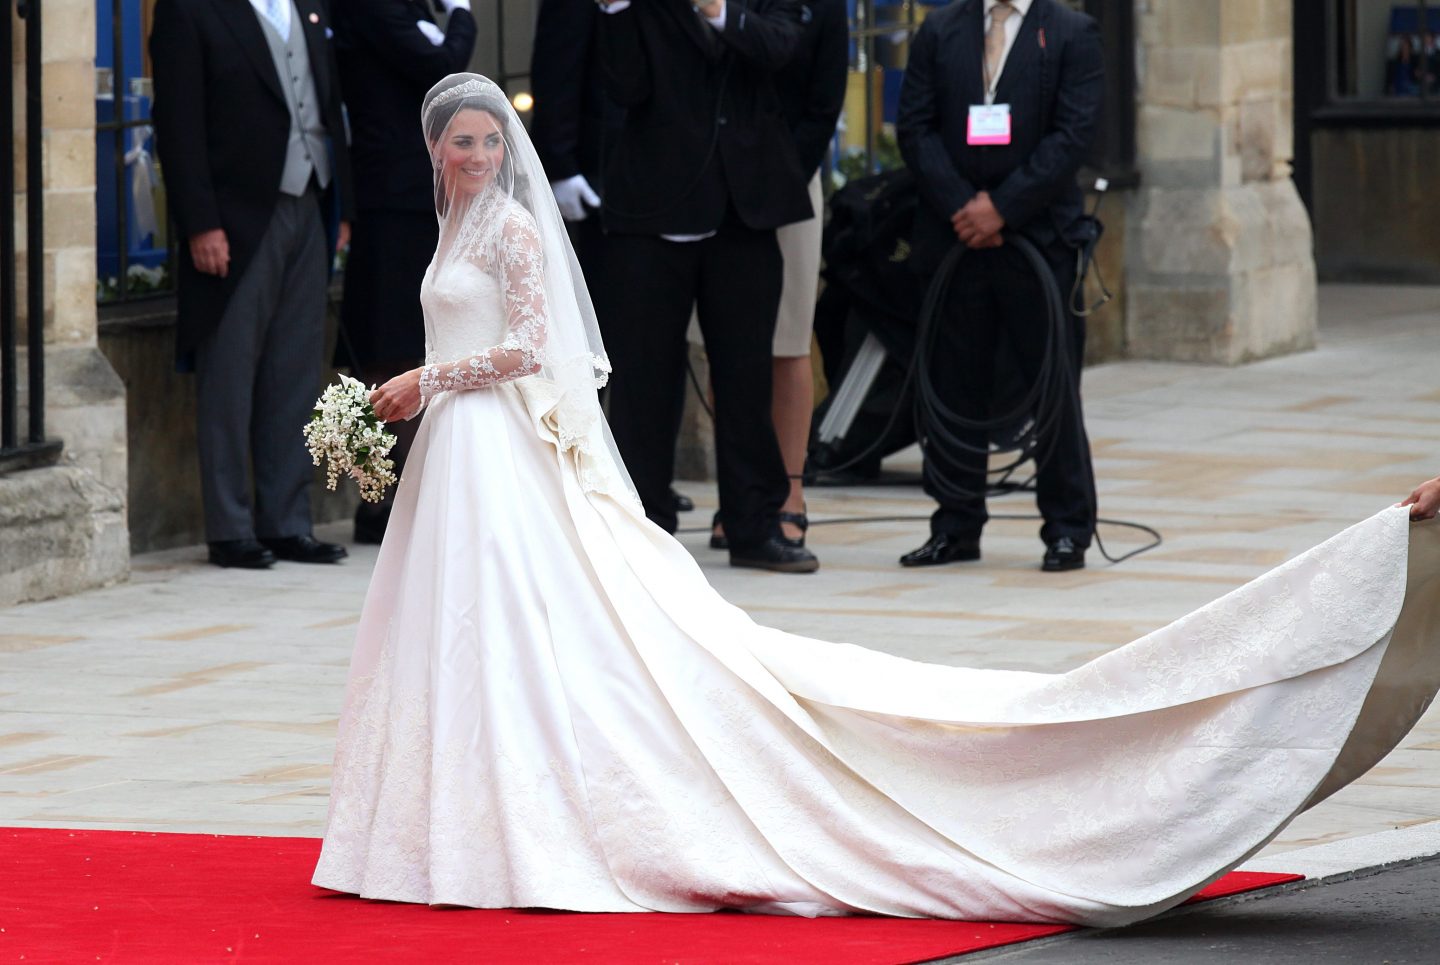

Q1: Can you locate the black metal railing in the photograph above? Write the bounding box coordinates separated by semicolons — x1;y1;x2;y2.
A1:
1;0;61;473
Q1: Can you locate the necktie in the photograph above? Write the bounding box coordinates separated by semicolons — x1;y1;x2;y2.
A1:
984;1;1015;94
259;0;291;41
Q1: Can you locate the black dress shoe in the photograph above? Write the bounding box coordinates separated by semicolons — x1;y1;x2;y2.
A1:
1042;536;1086;572
208;539;276;569
671;488;695;514
260;535;348;564
899;534;981;568
730;536;820;573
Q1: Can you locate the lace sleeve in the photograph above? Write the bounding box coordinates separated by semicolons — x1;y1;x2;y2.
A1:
419;211;548;406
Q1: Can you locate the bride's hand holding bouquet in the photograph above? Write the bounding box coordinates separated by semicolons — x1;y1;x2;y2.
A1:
370;368;425;424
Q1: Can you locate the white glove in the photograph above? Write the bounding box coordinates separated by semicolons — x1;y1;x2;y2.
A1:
551;174;602;222
439;0;471;13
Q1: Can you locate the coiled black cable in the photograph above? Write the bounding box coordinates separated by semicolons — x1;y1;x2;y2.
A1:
911;235;1071;506
687;232;1162;564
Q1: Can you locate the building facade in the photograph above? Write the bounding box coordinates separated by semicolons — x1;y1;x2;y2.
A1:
5;1;1429;603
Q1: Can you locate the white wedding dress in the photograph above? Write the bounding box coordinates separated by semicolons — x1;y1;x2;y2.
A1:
310;200;1440;927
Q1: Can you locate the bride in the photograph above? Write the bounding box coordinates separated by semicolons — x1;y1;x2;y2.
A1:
311;74;1440;927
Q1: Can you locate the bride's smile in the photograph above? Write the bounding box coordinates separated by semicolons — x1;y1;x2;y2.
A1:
437;108;506;197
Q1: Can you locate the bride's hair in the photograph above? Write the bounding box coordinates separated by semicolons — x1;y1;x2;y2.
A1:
426;83;531;216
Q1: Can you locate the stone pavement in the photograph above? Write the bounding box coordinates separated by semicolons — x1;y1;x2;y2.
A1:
1;285;1438;873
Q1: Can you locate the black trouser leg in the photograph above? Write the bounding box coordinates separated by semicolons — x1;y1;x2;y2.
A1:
596;233;698;533
695;221;788;550
925;243;1095;545
926;249;1001;539
1007;245;1094;546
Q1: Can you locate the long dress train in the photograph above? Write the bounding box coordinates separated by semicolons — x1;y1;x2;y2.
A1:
312;202;1440;928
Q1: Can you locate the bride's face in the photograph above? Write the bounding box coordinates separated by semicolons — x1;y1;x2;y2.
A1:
438;109;506;199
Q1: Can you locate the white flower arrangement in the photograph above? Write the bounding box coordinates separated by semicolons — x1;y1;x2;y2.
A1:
303;374;398;504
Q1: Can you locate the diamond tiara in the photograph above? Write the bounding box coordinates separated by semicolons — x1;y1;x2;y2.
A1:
426;77;502;115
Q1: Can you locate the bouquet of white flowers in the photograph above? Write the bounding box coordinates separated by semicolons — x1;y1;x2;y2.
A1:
303;374;398;504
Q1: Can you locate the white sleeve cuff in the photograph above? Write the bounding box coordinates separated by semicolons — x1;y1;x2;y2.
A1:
599;0;632;13
415;20;445;46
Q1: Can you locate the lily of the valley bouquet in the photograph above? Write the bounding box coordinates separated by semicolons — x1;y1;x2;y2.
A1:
303;374;398;504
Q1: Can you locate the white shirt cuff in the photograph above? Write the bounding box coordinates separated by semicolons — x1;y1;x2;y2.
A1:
598;0;632;13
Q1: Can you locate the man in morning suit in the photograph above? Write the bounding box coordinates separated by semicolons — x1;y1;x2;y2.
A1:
331;0;476;544
896;0;1101;572
594;0;819;574
151;0;355;568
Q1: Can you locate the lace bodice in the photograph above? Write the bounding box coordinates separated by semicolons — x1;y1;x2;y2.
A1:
421;261;505;363
418;198;547;407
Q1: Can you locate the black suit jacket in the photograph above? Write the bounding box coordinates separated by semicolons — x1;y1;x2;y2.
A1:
896;0;1102;266
333;0;476;213
530;0;616;187
776;0;849;178
151;0;356;356
596;0;813;236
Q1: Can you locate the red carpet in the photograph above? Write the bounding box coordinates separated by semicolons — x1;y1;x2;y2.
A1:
1;828;1300;964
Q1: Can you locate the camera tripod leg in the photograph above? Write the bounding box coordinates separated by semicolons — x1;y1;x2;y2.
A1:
816;333;890;445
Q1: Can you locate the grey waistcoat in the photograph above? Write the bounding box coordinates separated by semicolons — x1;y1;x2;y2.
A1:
255;5;331;196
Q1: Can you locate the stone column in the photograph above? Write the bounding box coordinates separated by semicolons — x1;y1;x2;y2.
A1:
1;2;129;604
1126;0;1316;363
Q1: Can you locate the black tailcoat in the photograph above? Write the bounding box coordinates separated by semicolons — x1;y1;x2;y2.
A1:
151;0;356;358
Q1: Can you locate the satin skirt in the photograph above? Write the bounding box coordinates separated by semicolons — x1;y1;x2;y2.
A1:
312;379;1440;926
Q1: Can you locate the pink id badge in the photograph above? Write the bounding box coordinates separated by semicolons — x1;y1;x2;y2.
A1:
967;104;1011;146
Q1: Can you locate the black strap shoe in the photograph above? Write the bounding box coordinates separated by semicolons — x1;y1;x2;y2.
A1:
208;539;276;569
730;536;820;573
1042;536;1086;572
777;508;809;548
260;535;348;564
710;511;729;551
899;534;981;568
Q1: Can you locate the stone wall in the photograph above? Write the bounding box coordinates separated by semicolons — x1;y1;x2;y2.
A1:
1126;0;1316;364
1;2;129;605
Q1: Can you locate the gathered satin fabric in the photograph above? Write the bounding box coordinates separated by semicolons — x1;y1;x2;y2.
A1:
312;237;1440;926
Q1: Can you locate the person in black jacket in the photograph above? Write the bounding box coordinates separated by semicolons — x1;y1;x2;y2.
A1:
530;0;612;265
896;0;1101;573
710;0;847;550
531;0;702;519
332;0;476;543
594;0;818;573
151;0;355;569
